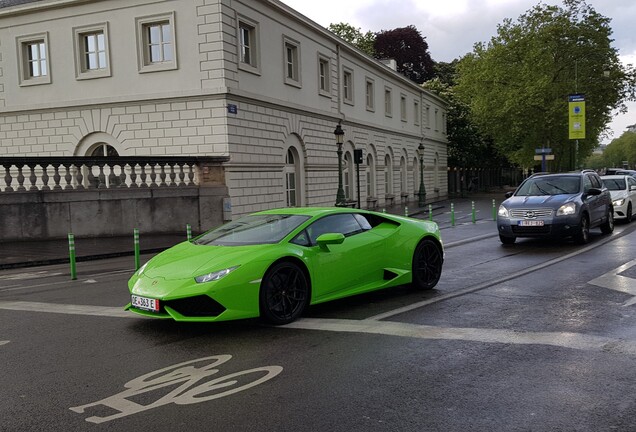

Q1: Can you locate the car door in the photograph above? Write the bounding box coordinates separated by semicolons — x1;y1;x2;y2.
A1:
584;174;605;225
629;177;636;217
302;213;386;299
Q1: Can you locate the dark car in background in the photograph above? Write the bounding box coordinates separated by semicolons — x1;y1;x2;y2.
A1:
497;170;614;244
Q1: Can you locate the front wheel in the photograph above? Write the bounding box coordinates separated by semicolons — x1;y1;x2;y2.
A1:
499;235;516;245
411;238;443;290
626;203;633;223
259;261;309;325
600;207;614;235
574;215;590;244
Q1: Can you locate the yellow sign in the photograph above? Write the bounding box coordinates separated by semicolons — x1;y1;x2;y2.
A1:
534;155;555;161
568;94;586;140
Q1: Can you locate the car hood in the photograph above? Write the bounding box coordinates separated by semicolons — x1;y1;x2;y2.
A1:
143;241;269;280
505;194;576;208
609;190;627;200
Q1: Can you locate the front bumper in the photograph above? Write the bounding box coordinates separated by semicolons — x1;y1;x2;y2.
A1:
497;216;581;239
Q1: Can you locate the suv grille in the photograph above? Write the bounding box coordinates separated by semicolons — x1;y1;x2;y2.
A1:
510;208;553;218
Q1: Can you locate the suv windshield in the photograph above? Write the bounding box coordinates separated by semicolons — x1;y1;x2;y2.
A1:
515;176;580;196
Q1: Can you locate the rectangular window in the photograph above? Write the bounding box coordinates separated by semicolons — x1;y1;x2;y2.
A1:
283;36;301;87
414;100;420;125
384;87;392;117
365;78;375;111
74;23;111;80
400;94;407;122
318;55;330;96
237;16;259;74
17;33;51;86
343;67;353;104
136;13;177;73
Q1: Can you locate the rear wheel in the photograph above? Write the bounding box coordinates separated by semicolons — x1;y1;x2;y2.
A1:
574;214;590;244
600;208;614;234
411;238;443;290
499;235;516;245
259;261;309;325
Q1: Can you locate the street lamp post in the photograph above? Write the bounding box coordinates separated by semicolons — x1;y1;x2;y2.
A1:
417;140;426;207
334;121;346;206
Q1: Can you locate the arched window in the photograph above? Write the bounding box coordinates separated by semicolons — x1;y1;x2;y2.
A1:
366;153;375;197
285;147;299;207
90;144;119;157
400;156;406;195
413;157;419;194
384;154;393;195
344;151;354;200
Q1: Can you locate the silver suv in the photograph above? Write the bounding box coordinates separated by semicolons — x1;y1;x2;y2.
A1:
497;170;614;244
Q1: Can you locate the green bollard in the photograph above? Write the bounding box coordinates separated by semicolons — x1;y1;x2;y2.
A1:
134;228;140;271
428;204;433;221
451;203;455;226
405;206;409;217
472;201;476;223
382;208;386;213
187;223;192;241
492;199;497;221
68;233;77;280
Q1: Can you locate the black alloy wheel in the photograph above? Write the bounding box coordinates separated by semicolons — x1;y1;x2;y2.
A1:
627;203;633;223
259;261;309;325
411;238;443;290
600;208;614;234
575;215;590;244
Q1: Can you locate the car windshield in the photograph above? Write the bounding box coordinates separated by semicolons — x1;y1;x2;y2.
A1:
515;176;580;196
194;214;310;246
603;178;626;191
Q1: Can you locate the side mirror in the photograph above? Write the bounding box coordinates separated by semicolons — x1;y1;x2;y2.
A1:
630;185;636;192
316;233;345;250
505;191;514;199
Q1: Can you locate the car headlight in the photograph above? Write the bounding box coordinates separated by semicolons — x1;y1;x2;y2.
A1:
195;266;239;284
136;261;149;276
613;199;625;206
498;205;509;218
557;202;577;216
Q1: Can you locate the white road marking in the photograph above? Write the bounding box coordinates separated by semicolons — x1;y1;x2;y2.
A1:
84;279;98;284
0;301;133;318
0;340;9;346
588;258;636;306
284;318;636;356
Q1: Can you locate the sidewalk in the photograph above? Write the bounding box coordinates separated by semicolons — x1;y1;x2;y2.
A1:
0;192;506;269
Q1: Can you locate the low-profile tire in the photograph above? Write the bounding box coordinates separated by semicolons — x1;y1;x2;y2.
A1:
626;203;633;223
574;214;590;244
259;261;309;325
411;238;443;290
600;207;614;235
499;235;516;245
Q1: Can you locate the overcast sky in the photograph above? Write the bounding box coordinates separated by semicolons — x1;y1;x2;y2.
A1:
281;0;636;144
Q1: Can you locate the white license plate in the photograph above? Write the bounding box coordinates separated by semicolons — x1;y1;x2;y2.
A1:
131;295;160;312
518;220;544;227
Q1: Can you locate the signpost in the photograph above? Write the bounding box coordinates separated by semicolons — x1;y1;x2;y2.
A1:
534;148;554;172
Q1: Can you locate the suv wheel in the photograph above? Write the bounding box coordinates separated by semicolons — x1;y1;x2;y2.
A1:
575;214;590;244
499;235;516;245
600;207;614;234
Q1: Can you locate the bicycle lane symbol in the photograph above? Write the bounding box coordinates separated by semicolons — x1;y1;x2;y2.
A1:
70;355;283;424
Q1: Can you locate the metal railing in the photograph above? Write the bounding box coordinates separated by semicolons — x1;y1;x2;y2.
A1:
0;156;226;192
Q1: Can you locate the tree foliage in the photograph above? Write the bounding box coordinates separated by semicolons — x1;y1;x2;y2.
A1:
424;77;507;168
454;0;636;171
595;131;636;168
327;23;375;56
374;25;435;83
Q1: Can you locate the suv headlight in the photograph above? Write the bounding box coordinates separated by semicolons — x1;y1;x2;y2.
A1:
613;198;625;207
557;202;577;216
497;205;509;218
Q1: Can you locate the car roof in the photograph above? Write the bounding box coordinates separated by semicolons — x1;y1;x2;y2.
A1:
601;174;632;180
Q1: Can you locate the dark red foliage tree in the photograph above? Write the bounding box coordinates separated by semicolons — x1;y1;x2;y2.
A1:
374;25;435;84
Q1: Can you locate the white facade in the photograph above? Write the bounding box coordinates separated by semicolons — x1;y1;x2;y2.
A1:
0;0;448;217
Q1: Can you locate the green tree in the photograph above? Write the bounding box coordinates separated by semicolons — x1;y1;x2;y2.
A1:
327;23;375;56
455;0;636;171
600;131;636;168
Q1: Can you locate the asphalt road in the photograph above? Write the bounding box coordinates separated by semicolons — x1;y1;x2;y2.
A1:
2;218;636;431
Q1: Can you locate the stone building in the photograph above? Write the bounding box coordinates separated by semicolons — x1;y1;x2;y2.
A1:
0;0;448;220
